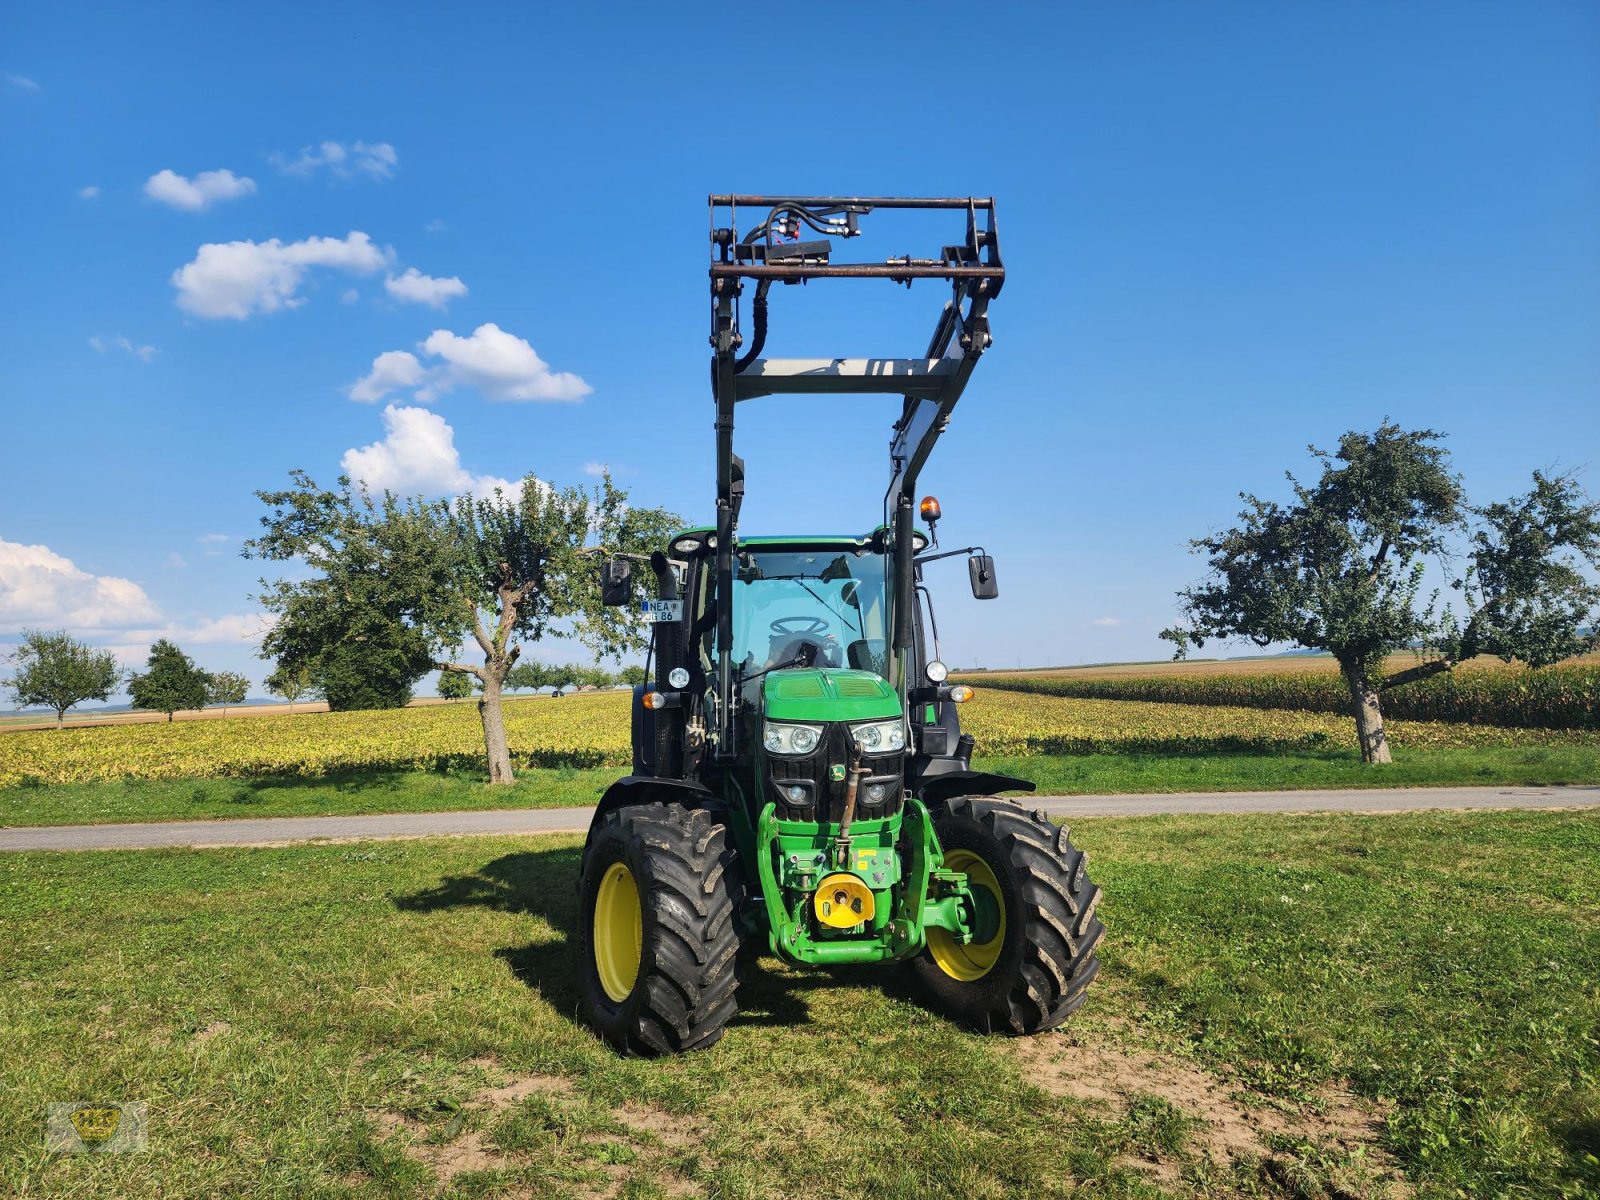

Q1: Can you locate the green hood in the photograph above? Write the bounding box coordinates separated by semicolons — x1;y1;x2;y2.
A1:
763;668;901;723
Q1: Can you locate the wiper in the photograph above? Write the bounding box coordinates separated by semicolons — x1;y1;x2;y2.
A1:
793;577;865;642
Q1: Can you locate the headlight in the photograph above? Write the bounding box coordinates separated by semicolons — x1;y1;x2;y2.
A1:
926;660;949;682
850;719;905;753
764;722;824;755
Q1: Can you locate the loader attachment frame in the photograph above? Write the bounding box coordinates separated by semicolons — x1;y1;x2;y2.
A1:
707;195;1005;758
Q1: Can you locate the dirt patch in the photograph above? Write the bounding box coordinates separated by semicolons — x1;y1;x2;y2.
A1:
1012;1028;1409;1193
373;1064;708;1198
193;1020;231;1043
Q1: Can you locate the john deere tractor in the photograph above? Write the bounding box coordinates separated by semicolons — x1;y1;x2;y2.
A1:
577;196;1103;1054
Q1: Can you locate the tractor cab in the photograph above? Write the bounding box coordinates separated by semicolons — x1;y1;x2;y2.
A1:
575;197;1103;1055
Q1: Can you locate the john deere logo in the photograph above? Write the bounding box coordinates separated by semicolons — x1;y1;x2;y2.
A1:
69;1105;121;1146
828;764;847;782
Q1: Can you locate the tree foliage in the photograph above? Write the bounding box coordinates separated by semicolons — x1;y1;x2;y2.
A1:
128;639;211;722
206;671;250;713
264;663;318;709
1162;423;1600;762
437;670;473;699
248;470;676;781
4;629;122;727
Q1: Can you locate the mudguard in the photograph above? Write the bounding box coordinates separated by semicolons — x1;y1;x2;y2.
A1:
582;775;726;851
914;771;1037;810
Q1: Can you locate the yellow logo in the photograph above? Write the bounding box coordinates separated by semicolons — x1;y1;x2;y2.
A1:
69;1105;122;1147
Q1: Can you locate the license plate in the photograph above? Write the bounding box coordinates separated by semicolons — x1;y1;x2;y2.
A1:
640;599;683;622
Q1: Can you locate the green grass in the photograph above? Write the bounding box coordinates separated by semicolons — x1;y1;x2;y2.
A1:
989;745;1600;797
3;811;1597;1198
0;766;619;827
2;745;1597;828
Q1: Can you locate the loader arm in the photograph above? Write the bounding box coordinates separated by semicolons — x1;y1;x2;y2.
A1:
707;195;1005;756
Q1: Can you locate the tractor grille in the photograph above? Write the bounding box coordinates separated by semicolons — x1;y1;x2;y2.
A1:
768;723;904;822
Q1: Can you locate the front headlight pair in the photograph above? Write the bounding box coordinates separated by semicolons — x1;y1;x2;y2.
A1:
764;722;822;755
850;719;905;753
762;720;905;756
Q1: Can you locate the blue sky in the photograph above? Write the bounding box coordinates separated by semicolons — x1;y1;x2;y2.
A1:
2;1;1597;701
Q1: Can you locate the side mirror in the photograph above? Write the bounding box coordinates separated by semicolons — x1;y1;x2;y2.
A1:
794;640;820;668
968;554;999;600
600;558;633;607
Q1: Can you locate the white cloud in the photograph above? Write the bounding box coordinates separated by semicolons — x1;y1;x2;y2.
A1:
170;231;390;319
78;185;100;199
421;325;590;402
164;553;188;569
144;168;256;212
342;405;516;500
0;538;160;632
424;218;446;233
384;267;467;309
197;533;228;544
272;140;397;180
128;613;273;646
583;461;609;477
1091;617;1124;627
348;323;591;406
5;73;40;92
349;350;425;404
89;334;157;362
341;287;360;304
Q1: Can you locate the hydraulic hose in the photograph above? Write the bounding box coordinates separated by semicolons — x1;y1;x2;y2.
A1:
734;279;770;373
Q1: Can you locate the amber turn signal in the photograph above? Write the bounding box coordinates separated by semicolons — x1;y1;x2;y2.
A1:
948;685;974;704
919;495;942;524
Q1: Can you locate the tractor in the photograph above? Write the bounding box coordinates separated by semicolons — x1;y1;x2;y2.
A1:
577;196;1103;1054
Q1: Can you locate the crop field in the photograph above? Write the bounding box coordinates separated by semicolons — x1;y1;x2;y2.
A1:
4;810;1597;1199
967;662;1600;731
3;688;1596;790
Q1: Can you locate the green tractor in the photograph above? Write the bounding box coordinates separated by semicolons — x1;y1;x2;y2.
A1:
576;196;1103;1054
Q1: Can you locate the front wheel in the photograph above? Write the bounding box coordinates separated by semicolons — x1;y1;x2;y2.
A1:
576;803;741;1055
910;797;1104;1034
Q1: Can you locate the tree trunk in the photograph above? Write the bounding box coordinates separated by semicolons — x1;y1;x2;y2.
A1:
1342;665;1392;764
167;711;174;723
478;669;515;784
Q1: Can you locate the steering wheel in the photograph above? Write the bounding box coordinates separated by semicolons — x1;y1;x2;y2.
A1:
770;615;829;636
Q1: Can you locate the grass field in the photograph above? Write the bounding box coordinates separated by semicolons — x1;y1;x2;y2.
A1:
3;810;1596;1198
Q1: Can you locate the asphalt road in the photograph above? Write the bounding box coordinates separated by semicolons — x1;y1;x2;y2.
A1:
2;784;1596;852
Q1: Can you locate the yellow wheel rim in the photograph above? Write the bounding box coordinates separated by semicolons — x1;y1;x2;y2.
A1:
927;849;1007;981
593;862;643;1002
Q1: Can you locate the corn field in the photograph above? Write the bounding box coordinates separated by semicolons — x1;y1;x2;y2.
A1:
963;664;1600;730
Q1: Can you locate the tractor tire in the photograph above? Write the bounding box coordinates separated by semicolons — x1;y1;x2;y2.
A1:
909;797;1104;1034
576;802;742;1055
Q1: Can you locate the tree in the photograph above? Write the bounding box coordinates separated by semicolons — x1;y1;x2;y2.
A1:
128;640;211;723
257;559;434;712
3;630;122;728
577;664;616;689
437;670;473;700
1162;424;1600;762
206;671;250;714
505;661;549;692
249;470;676;783
619;664;647;688
265;664;318;711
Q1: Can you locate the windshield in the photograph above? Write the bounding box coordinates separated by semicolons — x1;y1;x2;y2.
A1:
728;548;890;677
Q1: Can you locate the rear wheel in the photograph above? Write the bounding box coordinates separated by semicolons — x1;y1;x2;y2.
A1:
911;797;1104;1034
576;803;741;1055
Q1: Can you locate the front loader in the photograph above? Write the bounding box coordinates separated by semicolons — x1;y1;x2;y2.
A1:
576;196;1103;1054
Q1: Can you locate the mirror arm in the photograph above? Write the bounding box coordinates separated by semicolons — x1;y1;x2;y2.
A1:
914;544;985;566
